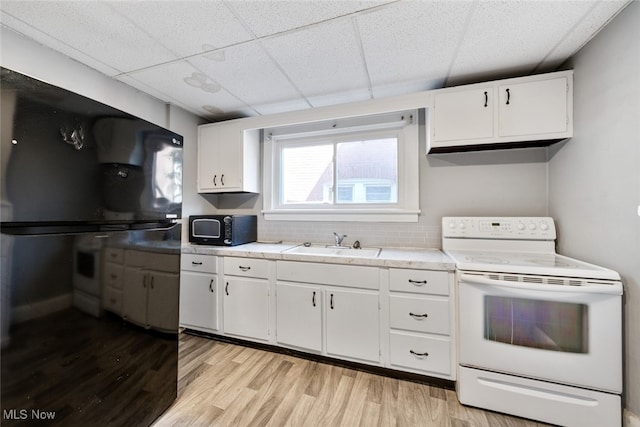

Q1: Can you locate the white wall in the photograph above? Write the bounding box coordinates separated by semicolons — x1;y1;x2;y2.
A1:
548;1;640;421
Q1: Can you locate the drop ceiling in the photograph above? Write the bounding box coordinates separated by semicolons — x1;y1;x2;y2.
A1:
0;0;631;121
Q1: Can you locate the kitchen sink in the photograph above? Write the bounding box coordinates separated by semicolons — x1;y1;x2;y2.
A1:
283;245;381;258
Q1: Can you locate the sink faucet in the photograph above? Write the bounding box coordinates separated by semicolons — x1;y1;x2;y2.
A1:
333;232;347;247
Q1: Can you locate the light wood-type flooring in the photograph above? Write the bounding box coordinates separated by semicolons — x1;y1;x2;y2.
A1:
154;332;551;427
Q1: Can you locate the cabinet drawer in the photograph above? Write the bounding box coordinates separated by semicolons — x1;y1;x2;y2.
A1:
181;254;217;273
103;262;124;290
389;332;451;375
103;287;123;315
104;247;124;264
389;295;449;335
224;257;269;279
125;250;180;273
389;269;449;295
277;261;379;290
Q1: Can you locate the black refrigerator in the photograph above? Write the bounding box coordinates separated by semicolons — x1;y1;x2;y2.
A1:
1;68;182;426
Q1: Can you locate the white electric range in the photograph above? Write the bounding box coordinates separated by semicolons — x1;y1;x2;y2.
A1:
443;217;623;427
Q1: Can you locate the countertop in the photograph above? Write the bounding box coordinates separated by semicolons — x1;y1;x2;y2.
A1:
182;242;455;271
108;240;181;255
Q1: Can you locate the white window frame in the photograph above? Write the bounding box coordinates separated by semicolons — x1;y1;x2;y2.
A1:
262;110;421;222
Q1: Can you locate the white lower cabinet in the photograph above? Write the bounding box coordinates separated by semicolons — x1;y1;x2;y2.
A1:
387;268;455;379
121;249;180;333
181;254;455;381
123;267;179;332
223;277;269;340
180;254;218;332
326;288;379;363
222;257;271;341
180;272;218;331
276;283;322;352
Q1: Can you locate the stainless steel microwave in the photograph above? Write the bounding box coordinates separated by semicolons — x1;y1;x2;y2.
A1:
188;215;257;246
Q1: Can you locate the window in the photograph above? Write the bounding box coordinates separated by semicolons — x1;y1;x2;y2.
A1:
263;109;421;222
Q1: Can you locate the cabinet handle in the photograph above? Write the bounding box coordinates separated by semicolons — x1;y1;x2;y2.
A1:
409;350;429;358
192;261;203;265
213;174;217;186
330;293;334;310
150;276;154;289
143;276;147;288
484;91;488;107
110;274;117;279
209;279;214;293
409;312;429;319
312;291;316;307
408;279;427;286
225;282;229;296
238;266;251;272
221;174;225;186
505;88;511;105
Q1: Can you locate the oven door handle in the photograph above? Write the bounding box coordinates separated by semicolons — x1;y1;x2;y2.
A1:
459;273;622;295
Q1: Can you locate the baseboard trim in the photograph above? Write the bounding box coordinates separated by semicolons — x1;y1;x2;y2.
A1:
12;293;72;323
183;328;455;390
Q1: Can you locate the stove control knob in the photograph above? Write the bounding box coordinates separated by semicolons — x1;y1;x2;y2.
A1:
528;223;537;230
517;222;526;231
459;223;466;230
540;222;549;231
449;221;456;229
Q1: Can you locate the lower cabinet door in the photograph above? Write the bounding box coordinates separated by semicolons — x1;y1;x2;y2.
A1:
123;267;148;327
147;271;180;332
223;277;269;340
276;283;322;352
180;272;218;331
326;288;379;363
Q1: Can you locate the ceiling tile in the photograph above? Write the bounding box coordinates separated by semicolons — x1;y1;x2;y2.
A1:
535;0;631;72
260;18;370;99
227;0;390;38
356;1;473;96
447;0;596;86
0;1;177;74
108;1;253;58
121;60;256;119
188;41;304;110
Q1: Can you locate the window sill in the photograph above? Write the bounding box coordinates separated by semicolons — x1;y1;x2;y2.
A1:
262;209;420;222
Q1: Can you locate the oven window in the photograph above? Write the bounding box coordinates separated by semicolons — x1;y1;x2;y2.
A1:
484;296;588;353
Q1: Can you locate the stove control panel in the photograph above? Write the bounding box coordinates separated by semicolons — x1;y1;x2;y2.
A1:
442;217;556;240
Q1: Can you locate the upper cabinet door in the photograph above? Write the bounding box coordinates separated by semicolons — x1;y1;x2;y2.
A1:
197;123;260;193
197;124;242;192
433;87;494;142
498;76;569;138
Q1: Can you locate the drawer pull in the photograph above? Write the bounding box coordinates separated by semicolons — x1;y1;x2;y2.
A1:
408;279;427;286
409;312;429;319
409;350;429;358
238;266;251;272
192;261;203;265
110;274;118;279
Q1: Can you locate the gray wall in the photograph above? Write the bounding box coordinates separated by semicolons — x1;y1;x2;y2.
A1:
549;1;639;417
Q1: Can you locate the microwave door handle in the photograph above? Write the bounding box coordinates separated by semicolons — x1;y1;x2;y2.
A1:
459;273;622;295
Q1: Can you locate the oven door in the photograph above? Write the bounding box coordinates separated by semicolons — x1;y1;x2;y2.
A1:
458;272;622;393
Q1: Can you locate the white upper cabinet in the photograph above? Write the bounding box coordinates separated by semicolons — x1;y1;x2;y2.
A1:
429;70;572;153
498;77;569;137
433;87;494;142
197;121;260;193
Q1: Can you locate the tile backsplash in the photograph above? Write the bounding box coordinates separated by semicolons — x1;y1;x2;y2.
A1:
258;218;442;249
